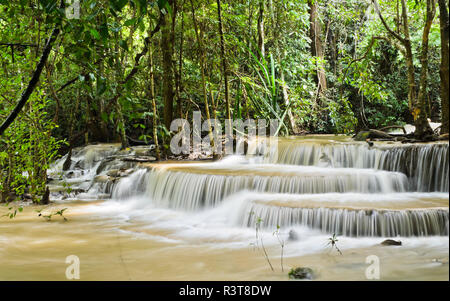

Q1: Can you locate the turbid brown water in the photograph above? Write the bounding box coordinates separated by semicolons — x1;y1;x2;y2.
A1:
1;137;447;281
0;201;447;281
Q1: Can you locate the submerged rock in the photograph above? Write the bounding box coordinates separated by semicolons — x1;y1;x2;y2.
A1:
288;267;314;280
381;239;402;246
288;229;299;241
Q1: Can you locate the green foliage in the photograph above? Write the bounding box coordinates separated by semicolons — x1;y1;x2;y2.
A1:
36;207;68;221
0;84;65;203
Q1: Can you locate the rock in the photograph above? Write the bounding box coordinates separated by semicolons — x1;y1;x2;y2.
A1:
106;169;121;177
94;175;112;183
120;168;135;177
354;131;370;141
288;267;314;280
432;258;449;264
74;160;83;169
381;239;402;246
22;193;32;200
288;229;299;241
121;156;156;163
354;129;394;141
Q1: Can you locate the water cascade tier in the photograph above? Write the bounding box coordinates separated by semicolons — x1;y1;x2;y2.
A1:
232;192;449;237
49;137;449;238
112;161;409;210
250;138;449;192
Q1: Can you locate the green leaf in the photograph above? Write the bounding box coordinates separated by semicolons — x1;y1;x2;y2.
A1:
90;28;101;40
119;39;129;52
110;0;128;12
124;18;136;27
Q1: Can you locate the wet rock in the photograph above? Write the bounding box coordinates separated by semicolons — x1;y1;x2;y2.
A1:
381;239;402;246
94;175;112;183
22;193;33;200
288;267;314;280
354;129;393;141
71;188;86;195
74;160;83;170
432;258;449;264
119;168;135;177
106;169;121;177
121;156;156;163
354;131;370;141
288;229;299;241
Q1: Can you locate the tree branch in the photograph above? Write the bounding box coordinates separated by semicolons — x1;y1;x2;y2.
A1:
0;3;63;136
371;0;406;44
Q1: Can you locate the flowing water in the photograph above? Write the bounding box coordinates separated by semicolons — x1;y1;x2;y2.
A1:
0;136;448;280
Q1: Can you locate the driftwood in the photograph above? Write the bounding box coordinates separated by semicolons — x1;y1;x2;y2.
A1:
354;127;443;143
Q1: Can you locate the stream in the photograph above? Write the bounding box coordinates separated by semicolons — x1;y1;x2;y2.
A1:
0;135;448;280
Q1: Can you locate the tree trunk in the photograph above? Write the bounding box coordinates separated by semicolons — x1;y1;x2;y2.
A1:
269;0;299;134
414;0;436;138
190;0;215;154
372;0;434;139
148;39;161;160
175;5;184;119
217;0;232;127
438;0;449;134
161;1;176;130
257;0;265;59
308;0;327;95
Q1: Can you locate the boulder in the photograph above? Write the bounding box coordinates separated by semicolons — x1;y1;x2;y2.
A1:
354;131;370;141
288;267;314;280
288;229;299;241
381;239;402;246
94;175;112;183
106;169;121;177
354;129;393;141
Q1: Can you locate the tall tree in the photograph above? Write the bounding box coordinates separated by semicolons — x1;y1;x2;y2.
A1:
216;0;232;126
257;0;265;59
438;0;449;134
269;0;299;134
161;0;176;130
190;0;215;154
372;0;435;138
308;0;327;97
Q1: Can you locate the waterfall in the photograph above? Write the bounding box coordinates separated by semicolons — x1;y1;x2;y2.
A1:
232;192;449;237
256;139;449;192
243;203;448;237
120;163;409;210
49;138;449;239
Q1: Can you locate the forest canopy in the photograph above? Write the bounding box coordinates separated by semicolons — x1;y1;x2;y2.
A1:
0;0;449;202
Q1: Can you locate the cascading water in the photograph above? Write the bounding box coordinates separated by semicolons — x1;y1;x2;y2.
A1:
50;137;449;240
230;192;449;237
120;164;409;210
251;138;449;192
